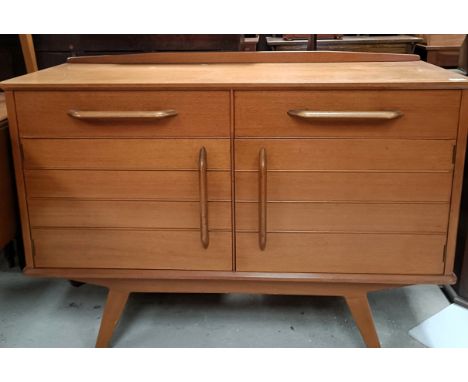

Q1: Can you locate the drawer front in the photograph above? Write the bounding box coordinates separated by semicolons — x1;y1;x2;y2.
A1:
16;91;230;138
236;139;454;171
32;229;232;270
26;170;231;200
235;90;460;138
236;202;449;233
23;139;230;170
236;233;445;274
29;200;231;230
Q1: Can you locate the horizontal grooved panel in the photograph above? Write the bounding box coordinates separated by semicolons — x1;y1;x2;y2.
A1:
236;202;450;233
32;229;232;271
23;139;230;170
29;200;231;230
236;171;452;202
236;232;445;274
25;170;231;200
236;139;454;171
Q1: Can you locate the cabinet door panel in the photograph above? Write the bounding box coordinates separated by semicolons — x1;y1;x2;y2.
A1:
236;139;454;171
23;139;230;170
32;229;232;271
236;232;445;274
235;172;452;202
26;170;231;201
29;200;231;230
236;202;449;233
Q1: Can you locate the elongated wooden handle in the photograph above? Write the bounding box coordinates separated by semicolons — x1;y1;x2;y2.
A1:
68;109;177;120
287;110;403;120
259;148;267;251
199;147;209;249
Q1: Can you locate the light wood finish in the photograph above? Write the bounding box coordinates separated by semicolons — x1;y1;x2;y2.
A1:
19;34;38;73
95;289;129;348
3;61;468;91
29;200;231;230
236;139;454;171
420;34;466;47
25;170;231;201
3;52;468;347
345;295;380;348
236;91;460;138
24;267;456;286
32;229;232;271
89;279;386;347
22;139;230;170
68;109;178;121
287;109;403;120
236;202;450;233
15;91;230;138
236;171;453;202
236;232;446;274
66;51;420;65
445;91;468;274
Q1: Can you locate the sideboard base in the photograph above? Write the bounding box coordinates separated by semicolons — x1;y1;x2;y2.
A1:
24;268;456;348
79;277;396;348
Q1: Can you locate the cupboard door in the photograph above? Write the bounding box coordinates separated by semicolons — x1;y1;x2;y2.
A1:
235;139;452;275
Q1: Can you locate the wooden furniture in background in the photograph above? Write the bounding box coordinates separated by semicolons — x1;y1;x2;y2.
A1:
18;34;38;73
415;34;466;68
0;94;18;259
30;35;246;69
2;51;468;347
267;35;423;53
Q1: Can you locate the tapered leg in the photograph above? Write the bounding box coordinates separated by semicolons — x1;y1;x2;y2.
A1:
345;294;381;348
95;289;129;348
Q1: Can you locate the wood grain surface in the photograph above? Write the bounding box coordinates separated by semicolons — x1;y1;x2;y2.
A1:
235;90;460;138
23;139;231;170
32;229;233;270
236;232;446;274
15;91;230;138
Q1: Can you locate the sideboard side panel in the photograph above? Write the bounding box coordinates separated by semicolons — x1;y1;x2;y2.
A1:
4;91;34;267
445;90;468;275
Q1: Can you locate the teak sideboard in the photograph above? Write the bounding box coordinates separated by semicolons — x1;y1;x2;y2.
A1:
2;51;468;347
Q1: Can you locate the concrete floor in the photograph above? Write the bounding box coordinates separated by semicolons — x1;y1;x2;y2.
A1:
0;256;449;347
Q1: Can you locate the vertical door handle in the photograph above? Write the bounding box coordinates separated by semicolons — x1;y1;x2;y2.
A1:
259;148;267;250
199;147;209;248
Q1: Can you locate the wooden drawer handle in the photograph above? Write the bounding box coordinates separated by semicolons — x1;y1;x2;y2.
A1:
259;148;267;251
287;110;403;120
68;109;178;120
199;147;209;249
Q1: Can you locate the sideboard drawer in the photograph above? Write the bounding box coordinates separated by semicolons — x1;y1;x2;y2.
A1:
236;232;445;274
235;90;460;138
15;91;230;138
32;229;232;270
23;139;230;170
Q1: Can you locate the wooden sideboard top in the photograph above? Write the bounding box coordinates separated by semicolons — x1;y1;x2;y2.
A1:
2;51;468;90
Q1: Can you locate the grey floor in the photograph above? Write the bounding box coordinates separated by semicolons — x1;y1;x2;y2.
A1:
0;255;449;347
